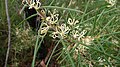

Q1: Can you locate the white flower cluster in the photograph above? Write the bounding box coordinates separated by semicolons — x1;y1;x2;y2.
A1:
39;23;49;35
52;24;70;39
21;0;87;40
22;0;41;9
67;18;87;41
38;9;87;40
38;10;70;39
105;0;117;7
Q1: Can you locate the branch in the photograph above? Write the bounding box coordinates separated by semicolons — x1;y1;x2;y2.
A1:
4;0;11;67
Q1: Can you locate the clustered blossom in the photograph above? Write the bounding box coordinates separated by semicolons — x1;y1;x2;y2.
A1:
46;14;59;24
39;23;49;36
39;10;87;40
105;0;117;7
54;24;70;39
67;18;87;41
71;30;87;41
21;0;87;40
22;0;41;9
21;0;96;62
38;10;87;40
38;10;70;39
72;30;79;39
38;10;60;37
67;18;79;26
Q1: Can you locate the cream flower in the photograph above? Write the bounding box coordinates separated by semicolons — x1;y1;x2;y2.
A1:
105;0;117;7
57;24;70;38
78;30;87;41
39;23;49;36
72;30;79;39
67;18;79;26
34;0;41;10
52;31;59;39
22;0;29;5
81;36;94;45
51;24;70;39
46;14;59;24
22;0;41;9
40;27;49;34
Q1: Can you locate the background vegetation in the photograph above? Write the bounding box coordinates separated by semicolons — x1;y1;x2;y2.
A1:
0;0;120;67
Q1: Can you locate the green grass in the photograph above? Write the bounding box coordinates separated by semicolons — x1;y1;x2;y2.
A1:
0;0;120;67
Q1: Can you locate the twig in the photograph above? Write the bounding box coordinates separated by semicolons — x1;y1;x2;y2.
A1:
4;0;11;67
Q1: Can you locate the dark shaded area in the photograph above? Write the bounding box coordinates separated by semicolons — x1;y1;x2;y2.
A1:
24;7;39;31
24;6;48;60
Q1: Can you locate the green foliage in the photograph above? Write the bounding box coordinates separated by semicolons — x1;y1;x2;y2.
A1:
0;0;120;67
